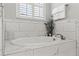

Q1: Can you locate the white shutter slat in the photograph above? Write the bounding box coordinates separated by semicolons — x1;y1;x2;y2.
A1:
19;3;27;15
26;4;32;16
34;7;40;17
17;3;45;19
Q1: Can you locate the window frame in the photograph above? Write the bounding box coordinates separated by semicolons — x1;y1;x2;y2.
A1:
16;3;46;21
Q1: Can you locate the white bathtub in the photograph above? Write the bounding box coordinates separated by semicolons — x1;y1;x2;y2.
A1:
5;36;76;56
5;36;59;55
11;36;57;46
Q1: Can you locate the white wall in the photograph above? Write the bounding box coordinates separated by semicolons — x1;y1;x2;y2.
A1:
52;3;79;40
0;17;2;55
52;3;79;20
3;3;16;20
4;3;79;40
46;3;52;20
3;3;52;40
0;6;2;55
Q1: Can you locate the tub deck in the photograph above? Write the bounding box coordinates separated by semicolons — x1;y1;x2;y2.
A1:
5;38;76;55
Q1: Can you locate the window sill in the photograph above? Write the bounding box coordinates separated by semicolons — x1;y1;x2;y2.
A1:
16;16;47;22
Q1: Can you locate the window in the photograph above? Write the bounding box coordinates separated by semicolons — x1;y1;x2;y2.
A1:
16;3;46;20
34;3;44;18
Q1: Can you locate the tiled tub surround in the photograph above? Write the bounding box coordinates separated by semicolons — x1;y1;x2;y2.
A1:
55;19;76;41
4;19;47;40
